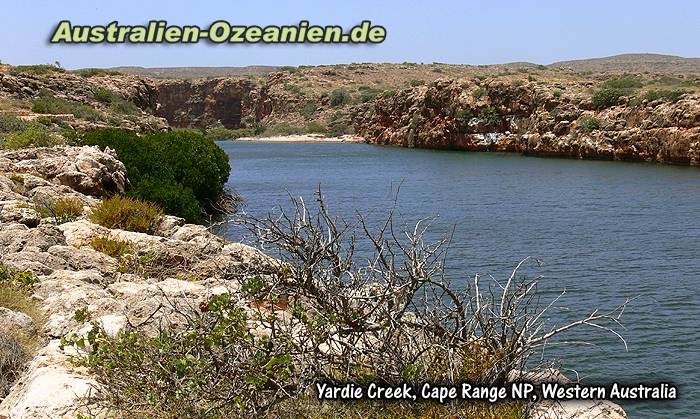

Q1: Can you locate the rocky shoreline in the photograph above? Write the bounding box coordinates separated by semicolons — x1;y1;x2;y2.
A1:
0;145;628;418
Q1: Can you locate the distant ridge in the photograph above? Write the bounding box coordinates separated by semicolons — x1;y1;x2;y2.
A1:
109;65;281;79
549;53;700;74
102;53;700;79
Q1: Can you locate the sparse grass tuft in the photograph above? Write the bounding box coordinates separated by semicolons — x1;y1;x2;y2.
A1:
89;196;163;234
34;196;84;223
89;236;134;259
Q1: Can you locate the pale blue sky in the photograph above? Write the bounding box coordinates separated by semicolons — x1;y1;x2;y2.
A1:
2;0;699;69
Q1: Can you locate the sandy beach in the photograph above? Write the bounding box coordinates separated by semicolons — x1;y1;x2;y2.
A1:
233;134;366;143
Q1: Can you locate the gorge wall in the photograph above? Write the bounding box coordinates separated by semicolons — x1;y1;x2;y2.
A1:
154;78;271;128
352;79;700;165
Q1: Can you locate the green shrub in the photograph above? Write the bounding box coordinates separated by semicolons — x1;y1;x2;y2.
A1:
93;88;115;103
0;115;29;133
79;129;230;223
31;94;103;121
283;84;304;96
643;89;687;103
304;121;327;134
479;106;501;125
578;116;601;133
34;196;84;223
473;86;488;98
9;64;65;76
329;89;351;107
109;99;140;116
73;68;121;77
591;88;627;109
90;196;163;234
602;75;644;89
408;79;425;87
1;124;64;149
300;102;317;118
358;88;383;103
455;109;473;123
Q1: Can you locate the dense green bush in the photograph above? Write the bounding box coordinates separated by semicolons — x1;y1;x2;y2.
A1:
79;129;230;222
90;196;163;234
591;88;627;109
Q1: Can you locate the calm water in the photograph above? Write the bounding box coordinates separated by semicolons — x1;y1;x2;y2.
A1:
214;141;700;418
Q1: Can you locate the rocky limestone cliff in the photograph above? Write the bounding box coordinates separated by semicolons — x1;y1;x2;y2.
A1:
353;78;700;164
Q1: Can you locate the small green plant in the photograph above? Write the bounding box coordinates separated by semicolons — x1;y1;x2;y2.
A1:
89;196;163;234
34;196;84;223
283;83;304;97
473;86;488;99
241;275;266;298
408;79;425;87
329;88;351;107
89;236;134;259
93;88;115;103
578;116;601;133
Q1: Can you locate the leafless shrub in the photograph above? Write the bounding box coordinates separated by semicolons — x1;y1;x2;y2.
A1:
66;188;628;418
0;333;31;397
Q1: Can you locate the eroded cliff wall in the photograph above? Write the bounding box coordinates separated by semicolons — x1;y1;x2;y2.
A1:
353;79;700;164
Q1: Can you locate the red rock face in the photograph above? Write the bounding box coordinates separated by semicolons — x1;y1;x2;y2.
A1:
352;79;700;165
154;78;271;129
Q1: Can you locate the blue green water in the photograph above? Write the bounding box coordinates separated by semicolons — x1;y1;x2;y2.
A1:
214;141;700;418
